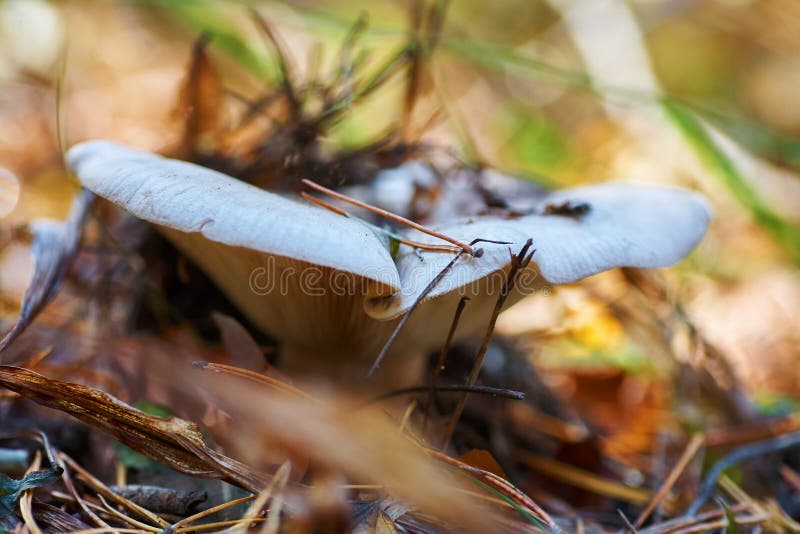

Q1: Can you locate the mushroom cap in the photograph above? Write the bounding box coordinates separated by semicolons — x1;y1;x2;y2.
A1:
365;182;711;319
68;141;401;295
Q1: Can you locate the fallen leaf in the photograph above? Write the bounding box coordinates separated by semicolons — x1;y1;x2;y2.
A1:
28;502;93;533
211;311;266;371
175;33;227;158
0;467;61;520
0;432;62;521
0;366;268;492
0;189;93;354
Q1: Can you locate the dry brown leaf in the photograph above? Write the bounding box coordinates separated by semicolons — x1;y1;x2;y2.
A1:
0;366;267;492
175;33;226;158
427;448;556;529
29;502;93;533
211;312;266;371
0;190;93;355
189;371;502;531
457;449;509;479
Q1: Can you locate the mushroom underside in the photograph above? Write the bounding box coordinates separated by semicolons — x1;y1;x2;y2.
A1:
161;225;539;381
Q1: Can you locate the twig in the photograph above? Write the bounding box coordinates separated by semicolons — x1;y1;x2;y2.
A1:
261;466;289;534
300;191;348;216
704;416;800;447
639;503;747;534
368;249;466;377
20;450;43;534
367;383;525;404
429;2;450;49
169;494;255;531
60;452;169;528
328;13;368;102
399;400;419;435
618;509;639;533
192;361;314;401
718;474;769;522
424;296;468;428
302;178;475;254
780;464;800;493
635;433;705;528
427;448;558;530
249;9;300;120
53;456;110;529
179;518;265;532
68;529;145;534
319;45;411;123
670;512;768;534
301;192;462;253
685;429;800;516
97;494;160;533
368;236;511;377
234;461;291;533
441;240;534;449
402;0;424;140
516;451;651;505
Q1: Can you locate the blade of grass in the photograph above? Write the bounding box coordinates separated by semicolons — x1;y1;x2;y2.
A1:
634;433;705;528
428;449;555;530
662;99;800;265
516;451;652;505
151;0;276;83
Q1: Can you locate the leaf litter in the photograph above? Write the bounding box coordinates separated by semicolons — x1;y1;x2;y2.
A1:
1;2;800;533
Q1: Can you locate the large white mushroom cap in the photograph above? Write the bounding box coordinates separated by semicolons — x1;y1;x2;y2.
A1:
68;141;400;295
68;141;710;380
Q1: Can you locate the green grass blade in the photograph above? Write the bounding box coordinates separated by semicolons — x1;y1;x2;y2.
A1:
449;469;548;529
147;0;277;83
662;99;800;265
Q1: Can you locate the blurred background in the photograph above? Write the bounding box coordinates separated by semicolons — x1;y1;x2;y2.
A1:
1;0;799;522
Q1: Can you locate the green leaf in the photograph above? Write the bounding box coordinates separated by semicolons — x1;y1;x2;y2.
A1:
114;401;175;470
720;500;744;534
0;467;62;519
453;470;545;529
662;99;800;265
133;401;175;419
697;107;800;172
388;236;401;259
500;107;572;176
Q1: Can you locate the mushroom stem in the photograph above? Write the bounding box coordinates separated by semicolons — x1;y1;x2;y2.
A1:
301;179;476;255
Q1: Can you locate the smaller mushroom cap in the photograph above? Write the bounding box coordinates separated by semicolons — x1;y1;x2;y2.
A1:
365;182;711;319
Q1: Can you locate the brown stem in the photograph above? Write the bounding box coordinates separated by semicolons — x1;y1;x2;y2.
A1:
302;178;475;254
301;192;461;254
424;296;469;430
441;239;534;450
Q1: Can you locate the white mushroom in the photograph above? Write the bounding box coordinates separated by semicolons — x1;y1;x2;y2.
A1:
67;141;710;384
367;182;711;318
